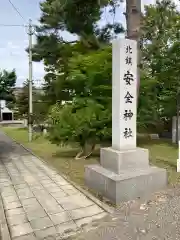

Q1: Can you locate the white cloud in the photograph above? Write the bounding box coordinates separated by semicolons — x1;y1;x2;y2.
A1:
10;51;21;56
7;41;20;50
24;40;29;45
33;63;45;79
0;37;45;86
18;75;26;80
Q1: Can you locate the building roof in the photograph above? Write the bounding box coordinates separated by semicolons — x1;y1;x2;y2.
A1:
1;107;13;113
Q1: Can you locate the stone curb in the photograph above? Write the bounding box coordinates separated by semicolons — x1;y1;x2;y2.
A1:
5;133;114;215
0;195;11;240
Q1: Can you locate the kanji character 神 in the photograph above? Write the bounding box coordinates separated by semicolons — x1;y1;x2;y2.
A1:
124;110;133;121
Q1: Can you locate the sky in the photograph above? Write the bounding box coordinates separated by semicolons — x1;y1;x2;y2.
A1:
0;0;178;87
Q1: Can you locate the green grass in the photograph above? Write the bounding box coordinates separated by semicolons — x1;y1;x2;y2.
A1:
2;127;180;187
139;138;179;184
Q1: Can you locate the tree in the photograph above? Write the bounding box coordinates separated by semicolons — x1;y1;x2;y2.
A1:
66;46;112;104
31;0;124;105
48;46;112;158
0;69;16;120
38;0;122;44
0;69;16;102
49;99;111;159
16;80;48;127
33;93;49;125
16;80;29;117
138;0;180;132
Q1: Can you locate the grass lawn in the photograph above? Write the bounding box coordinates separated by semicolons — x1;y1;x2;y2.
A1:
2;127;180;189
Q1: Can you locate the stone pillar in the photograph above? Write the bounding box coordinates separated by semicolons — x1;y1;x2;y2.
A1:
177;141;180;172
85;39;167;204
24;119;28;127
172;116;180;143
112;39;137;151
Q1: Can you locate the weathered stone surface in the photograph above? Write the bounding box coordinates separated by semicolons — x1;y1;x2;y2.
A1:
40;179;53;185
14;184;28;190
23;203;42;213
44;204;64;215
57;194;93;211
75;212;108;228
1;188;16;197
16;188;34;200
85;164;167;204
13;234;37;240
30;185;43;191
34;226;57;239
10;222;33;238
4;201;21;210
56;221;77;235
6;207;25;217
60;185;80;195
30;216;53;231
26;209;47;221
49;211;72;225
0;193;11;240
70;205;104;220
7;213;28;226
100;147;149;174
3;195;19;204
21;198;39;207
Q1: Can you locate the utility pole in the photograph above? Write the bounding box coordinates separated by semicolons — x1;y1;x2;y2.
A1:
27;19;33;142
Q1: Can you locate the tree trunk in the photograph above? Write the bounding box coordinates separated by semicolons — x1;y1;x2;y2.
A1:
75;142;95;160
125;0;141;99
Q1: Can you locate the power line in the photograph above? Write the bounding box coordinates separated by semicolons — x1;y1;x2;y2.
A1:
0;24;27;27
8;0;26;22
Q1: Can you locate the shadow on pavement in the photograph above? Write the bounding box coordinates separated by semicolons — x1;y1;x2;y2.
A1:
0;131;29;162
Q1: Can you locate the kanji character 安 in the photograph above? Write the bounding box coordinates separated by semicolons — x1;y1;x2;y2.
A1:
123;71;134;85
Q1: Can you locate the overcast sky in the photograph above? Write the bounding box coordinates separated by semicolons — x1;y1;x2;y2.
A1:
0;0;178;87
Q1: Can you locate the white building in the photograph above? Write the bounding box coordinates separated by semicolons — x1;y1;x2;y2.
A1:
0;100;13;121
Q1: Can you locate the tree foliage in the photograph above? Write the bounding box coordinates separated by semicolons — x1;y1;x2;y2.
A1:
16;80;30;117
49;99;111;158
32;0;124;108
16;80;47;124
48;46;112;157
139;0;180;131
0;69;16;102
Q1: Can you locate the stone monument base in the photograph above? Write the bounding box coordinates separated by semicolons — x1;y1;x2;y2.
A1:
85;147;167;204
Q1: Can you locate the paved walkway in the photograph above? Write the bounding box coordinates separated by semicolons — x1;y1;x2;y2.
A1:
0;132;107;240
